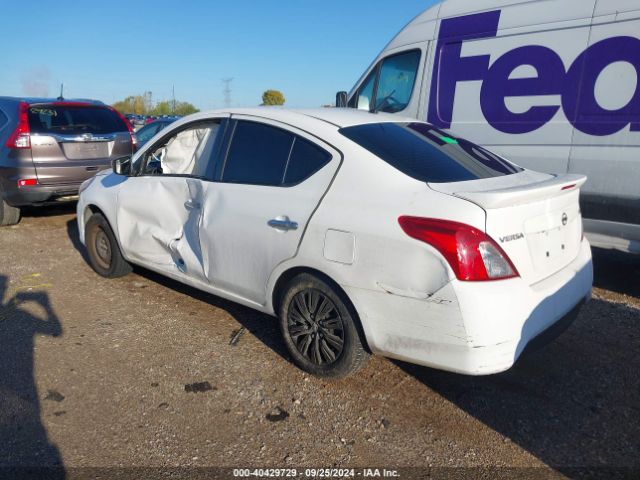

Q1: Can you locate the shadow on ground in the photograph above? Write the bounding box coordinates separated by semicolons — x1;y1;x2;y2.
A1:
395;297;640;475
21;203;77;219
592;247;640;298
0;275;66;479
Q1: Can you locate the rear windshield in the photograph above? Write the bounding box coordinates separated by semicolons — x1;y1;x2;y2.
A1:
28;105;128;135
339;122;521;183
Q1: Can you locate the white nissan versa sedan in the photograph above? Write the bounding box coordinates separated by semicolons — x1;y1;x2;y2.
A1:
77;108;593;378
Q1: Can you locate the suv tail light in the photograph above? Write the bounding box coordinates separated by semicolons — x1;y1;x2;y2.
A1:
6;102;31;149
18;178;38;187
108;106;137;150
398;216;519;281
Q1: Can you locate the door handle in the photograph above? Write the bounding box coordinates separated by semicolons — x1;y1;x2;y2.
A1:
268;216;298;231
184;200;201;210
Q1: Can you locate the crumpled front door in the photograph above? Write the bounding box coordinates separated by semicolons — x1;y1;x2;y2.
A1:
116;175;207;284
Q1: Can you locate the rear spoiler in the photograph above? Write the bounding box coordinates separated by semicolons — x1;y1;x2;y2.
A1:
452;174;587;209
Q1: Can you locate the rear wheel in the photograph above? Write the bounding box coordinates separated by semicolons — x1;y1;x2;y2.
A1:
85;213;132;278
278;273;369;378
0;187;21;226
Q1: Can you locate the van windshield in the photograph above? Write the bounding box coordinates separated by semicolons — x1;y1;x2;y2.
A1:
28;105;128;135
339;122;521;183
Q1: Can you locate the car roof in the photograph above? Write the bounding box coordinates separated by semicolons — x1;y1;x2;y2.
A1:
197;107;417;129
0;96;106;106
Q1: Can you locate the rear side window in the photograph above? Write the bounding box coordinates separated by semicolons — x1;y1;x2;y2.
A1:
222;121;331;186
340;122;521;183
27;105;128;135
284;138;331;185
222;121;294;185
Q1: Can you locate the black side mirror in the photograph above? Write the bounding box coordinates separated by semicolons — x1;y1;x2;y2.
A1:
112;156;132;176
336;91;348;108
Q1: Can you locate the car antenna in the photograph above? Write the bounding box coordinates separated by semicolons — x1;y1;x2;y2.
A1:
57;83;64;101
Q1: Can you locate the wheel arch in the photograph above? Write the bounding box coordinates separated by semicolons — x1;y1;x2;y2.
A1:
82;203;127;257
270;265;372;353
83;204;104;227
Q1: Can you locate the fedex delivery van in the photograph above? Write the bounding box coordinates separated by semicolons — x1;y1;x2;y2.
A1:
339;0;640;253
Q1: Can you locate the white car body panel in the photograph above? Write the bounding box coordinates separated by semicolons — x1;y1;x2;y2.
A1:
78;108;592;375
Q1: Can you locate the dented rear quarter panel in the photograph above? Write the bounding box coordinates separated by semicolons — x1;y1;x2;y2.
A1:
266;138;487;351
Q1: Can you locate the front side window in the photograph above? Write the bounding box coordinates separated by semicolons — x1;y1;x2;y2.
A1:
349;50;421;113
375;50;421;113
142;122;221;177
340;122;521;183
355;70;377;111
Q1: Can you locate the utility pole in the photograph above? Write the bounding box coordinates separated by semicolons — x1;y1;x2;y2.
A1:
222;78;233;108
172;84;176;114
57;83;64;100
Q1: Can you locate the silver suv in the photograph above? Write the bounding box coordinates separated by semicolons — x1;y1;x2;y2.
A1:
0;97;135;225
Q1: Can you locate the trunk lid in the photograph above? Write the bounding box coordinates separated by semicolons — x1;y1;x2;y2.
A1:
430;171;586;285
27;103;132;185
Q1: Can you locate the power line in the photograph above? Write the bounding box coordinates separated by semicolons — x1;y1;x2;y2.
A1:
222;78;233;108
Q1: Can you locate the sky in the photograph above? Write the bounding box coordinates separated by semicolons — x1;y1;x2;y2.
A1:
0;0;439;110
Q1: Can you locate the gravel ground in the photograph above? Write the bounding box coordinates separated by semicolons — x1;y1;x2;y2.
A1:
0;204;638;479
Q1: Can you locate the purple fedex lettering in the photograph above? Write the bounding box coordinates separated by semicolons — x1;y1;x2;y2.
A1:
563;36;640;135
427;10;500;128
480;46;565;134
428;11;640;136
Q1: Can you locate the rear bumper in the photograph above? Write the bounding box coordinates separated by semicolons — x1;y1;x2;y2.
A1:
345;238;593;375
3;183;80;207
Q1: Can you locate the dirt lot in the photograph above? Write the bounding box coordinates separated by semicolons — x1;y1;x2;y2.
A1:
1;204;639;479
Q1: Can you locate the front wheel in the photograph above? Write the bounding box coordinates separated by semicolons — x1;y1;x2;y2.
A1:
85;213;132;278
278;273;369;378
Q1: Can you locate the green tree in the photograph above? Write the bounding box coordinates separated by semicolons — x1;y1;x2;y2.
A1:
261;89;285;106
152;101;173;115
172;101;199;116
113;95;146;115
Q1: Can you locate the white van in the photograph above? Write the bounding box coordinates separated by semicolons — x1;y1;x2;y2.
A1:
338;0;640;253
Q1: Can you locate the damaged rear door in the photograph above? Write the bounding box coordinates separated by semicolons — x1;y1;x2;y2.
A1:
115;118;226;282
201;117;341;304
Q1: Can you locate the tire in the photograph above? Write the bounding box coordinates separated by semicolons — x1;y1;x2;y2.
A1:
0;188;21;226
85;213;132;278
278;273;370;379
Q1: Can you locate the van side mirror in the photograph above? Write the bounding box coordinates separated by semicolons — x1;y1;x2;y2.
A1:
336;91;348;108
112;156;132;176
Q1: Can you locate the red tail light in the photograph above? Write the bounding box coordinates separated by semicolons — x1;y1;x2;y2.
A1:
108;106;137;150
6;102;31;149
18;178;38;187
398;216;519;281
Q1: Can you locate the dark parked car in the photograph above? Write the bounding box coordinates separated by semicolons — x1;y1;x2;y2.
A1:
134;119;176;147
0;97;136;225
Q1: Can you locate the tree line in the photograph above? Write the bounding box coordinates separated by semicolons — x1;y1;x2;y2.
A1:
112;93;199;116
112;89;286;115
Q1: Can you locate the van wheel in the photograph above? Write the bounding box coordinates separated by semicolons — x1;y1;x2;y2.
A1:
0;194;21;226
85;213;132;278
278;273;369;379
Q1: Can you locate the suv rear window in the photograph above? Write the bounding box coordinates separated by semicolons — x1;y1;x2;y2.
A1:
27;105;128;135
339;122;521;183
